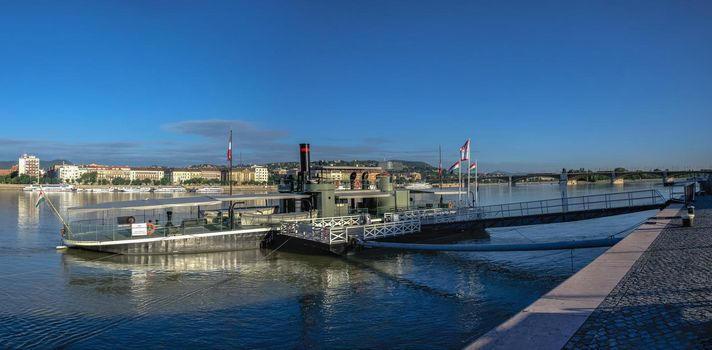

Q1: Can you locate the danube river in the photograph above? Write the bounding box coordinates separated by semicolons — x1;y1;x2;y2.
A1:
0;182;668;349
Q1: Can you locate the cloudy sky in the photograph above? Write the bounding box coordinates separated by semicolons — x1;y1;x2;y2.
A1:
1;1;710;172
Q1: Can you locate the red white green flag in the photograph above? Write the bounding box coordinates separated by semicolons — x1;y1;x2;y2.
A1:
448;161;461;173
469;162;477;171
460;139;470;161
35;191;46;208
227;130;233;161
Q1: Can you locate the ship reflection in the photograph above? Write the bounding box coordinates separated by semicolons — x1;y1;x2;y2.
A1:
61;248;271;272
57;248;376;318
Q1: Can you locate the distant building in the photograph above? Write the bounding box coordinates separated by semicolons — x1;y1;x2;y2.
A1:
197;168;221;182
220;166;267;184
0;165;18;177
97;167;131;182
55;164;86;182
82;164;131;182
130;168;165;182
166;169;201;184
252;165;268;183
272;168;288;176
408;172;422;181
221;168;250;184
18;154;40;178
327;171;343;181
313;165;383;189
163;168;219;184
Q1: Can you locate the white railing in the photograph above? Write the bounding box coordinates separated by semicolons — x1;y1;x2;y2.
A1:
284;215;361;228
350;220;421;241
279;219;421;245
384;208;482;225
328;227;348;244
280;223;330;243
386;189;665;225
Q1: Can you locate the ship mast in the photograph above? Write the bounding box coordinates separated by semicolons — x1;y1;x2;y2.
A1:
228;130;233;196
439;144;443;206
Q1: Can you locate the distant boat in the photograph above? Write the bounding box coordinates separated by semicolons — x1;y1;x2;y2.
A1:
23;184;75;192
88;187;115;193
405;182;433;190
119;186;153;193
196;186;223;194
154;186;187;193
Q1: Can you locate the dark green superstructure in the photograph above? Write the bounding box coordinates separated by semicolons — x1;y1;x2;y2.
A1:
279;143;411;217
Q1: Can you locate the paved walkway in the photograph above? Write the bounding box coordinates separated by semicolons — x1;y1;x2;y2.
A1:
468;197;712;349
565;196;712;349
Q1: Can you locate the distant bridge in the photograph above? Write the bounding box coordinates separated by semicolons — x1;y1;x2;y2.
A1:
478;169;712;186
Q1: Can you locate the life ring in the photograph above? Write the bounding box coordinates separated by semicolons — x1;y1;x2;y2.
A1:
447;202;454;209
146;223;156;235
127;216;136;224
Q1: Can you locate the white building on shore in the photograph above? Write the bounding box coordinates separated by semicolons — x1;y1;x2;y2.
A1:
18;154;40;178
56;164;85;182
252;165;269;183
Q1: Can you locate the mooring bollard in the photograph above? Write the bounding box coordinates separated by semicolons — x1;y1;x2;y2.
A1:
682;212;695;227
682;206;696;227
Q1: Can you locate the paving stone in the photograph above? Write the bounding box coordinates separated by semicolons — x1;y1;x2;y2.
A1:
564;195;712;349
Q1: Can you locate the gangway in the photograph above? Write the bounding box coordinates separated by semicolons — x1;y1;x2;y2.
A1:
272;189;668;254
385;189;665;226
280;218;421;245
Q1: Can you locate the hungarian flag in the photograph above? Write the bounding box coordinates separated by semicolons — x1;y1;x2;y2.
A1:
460;139;471;161
469;162;477;171
448;161;461;173
438;159;442;176
35;191;46;208
227;130;233;161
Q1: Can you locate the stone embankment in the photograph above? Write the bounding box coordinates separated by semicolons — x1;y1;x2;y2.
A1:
468;194;712;349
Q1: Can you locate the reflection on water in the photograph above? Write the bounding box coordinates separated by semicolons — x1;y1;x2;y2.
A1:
17;192;40;228
0;183;663;349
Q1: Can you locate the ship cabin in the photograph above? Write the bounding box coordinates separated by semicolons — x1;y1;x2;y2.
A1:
64;193;310;243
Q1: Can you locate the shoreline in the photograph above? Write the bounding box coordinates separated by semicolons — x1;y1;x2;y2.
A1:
0;184;277;192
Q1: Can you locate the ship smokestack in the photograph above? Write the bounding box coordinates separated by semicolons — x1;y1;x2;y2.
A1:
299;143;311;181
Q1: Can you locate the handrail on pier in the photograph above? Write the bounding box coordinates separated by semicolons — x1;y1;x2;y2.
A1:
279;219;421;245
387;189;665;225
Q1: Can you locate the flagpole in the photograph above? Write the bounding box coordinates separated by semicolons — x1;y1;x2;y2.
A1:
229;130;233;196
458;157;462;206
438;145;443;206
439;145;442;189
45;194;70;233
37;184;74;237
475;159;478;205
467;138;471;207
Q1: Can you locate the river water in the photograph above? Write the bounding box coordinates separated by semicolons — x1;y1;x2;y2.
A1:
0;181;669;349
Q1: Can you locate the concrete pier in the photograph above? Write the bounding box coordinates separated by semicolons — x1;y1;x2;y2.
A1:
564;196;712;349
466;198;710;349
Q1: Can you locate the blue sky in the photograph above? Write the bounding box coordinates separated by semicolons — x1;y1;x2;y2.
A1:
1;0;710;171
